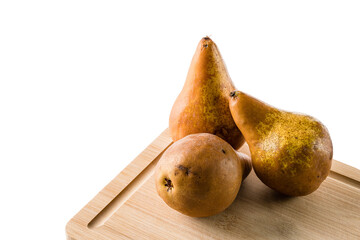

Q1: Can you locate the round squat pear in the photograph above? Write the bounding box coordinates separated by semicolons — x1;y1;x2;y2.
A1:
155;133;252;217
229;90;333;196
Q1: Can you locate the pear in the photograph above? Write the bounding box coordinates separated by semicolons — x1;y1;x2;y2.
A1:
155;133;252;217
169;37;244;149
229;91;333;196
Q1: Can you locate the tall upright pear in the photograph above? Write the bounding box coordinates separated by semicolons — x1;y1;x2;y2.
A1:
169;37;244;149
229;91;333;196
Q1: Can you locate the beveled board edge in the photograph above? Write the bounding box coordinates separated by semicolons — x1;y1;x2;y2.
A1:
66;129;360;240
66;129;173;240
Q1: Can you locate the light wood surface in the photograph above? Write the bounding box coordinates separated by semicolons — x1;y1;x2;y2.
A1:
66;129;360;240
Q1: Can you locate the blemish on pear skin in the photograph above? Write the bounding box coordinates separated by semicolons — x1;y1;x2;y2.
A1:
177;165;190;176
255;111;323;176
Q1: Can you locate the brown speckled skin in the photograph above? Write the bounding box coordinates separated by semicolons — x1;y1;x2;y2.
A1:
169;37;244;149
229;91;333;196
155;133;252;217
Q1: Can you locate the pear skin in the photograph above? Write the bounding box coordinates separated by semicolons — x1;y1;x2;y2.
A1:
229;91;333;196
155;133;251;217
169;37;244;149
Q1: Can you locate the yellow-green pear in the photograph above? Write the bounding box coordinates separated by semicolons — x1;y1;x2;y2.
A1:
229;90;333;196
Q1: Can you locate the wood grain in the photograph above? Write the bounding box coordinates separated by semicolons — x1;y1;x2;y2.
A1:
66;129;360;240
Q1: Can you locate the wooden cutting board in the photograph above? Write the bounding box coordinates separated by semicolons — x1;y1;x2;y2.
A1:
66;129;360;240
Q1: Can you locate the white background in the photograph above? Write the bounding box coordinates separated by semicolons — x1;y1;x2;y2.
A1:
1;1;359;239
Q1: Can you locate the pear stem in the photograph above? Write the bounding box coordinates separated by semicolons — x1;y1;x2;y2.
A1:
230;91;240;98
242;156;252;181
